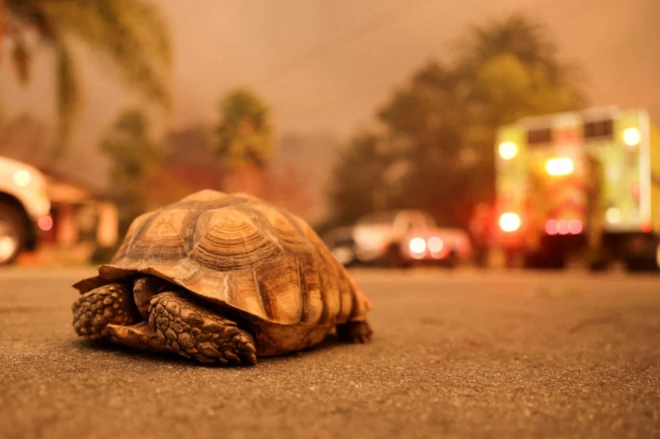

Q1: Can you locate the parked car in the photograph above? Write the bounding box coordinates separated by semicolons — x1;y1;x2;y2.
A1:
0;156;52;266
352;209;471;267
323;226;357;267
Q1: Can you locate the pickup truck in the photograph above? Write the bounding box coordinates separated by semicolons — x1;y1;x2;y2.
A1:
0;155;51;265
350;209;472;267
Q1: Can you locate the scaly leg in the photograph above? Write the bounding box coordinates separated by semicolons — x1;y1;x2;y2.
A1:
72;283;139;339
148;291;258;365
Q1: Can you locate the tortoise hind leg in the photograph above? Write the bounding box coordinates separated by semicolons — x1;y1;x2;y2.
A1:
148;291;258;366
336;320;373;344
72;283;139;339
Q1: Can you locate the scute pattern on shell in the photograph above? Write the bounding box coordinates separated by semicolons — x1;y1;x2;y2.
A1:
86;190;370;328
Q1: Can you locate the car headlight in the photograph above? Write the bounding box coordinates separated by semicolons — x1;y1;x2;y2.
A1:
427;236;444;253
13;169;33;187
408;237;426;254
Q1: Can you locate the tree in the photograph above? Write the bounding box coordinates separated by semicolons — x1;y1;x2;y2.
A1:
213;87;275;196
1;0;171;155
454;12;585;123
100;108;162;235
214;88;274;169
453;13;583;85
327;13;585;228
378;61;469;168
327;132;395;226
453;13;585;205
369;61;490;226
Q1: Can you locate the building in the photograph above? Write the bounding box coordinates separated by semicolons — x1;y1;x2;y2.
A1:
39;168;118;251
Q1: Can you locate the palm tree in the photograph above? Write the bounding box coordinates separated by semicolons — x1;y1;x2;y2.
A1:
1;0;171;155
213;87;275;197
214;87;275;170
101;108;163;234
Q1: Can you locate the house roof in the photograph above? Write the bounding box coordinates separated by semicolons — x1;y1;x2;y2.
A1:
40;166;114;203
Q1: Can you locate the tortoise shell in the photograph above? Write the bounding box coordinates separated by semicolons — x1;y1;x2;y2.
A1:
74;190;372;333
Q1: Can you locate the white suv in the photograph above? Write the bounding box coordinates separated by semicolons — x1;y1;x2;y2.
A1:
352;209;471;267
0;156;51;265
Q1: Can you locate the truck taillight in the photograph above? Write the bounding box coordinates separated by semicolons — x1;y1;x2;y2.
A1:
546;219;582;235
37;215;53;231
499;212;521;232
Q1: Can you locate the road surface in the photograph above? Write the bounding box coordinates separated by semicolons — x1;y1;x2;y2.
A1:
0;267;659;439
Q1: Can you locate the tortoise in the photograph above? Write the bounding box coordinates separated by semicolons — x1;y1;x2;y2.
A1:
71;189;373;365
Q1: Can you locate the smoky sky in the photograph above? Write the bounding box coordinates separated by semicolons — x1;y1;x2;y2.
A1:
1;0;659;154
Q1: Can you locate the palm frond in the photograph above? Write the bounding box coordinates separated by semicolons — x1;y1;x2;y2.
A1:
41;0;172;110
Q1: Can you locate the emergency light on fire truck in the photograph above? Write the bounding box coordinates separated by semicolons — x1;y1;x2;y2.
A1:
498;212;521;232
498;141;518;160
545;158;574;176
623;127;641;147
545;219;582;235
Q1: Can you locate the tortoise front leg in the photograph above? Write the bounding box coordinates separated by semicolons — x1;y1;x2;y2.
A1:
148;291;258;366
72;283;140;339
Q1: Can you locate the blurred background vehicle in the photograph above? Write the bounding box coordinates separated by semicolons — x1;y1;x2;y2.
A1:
323;225;357;267
350;209;471;268
0;155;51;266
491;106;660;271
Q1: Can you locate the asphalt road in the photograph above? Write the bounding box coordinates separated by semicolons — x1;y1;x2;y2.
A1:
0;267;659;439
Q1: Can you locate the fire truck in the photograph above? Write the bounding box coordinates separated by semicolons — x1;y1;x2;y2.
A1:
493;106;660;271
